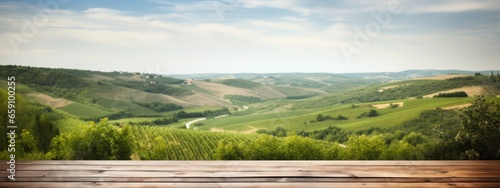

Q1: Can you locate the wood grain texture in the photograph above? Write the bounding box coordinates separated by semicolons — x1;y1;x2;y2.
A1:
1;160;499;188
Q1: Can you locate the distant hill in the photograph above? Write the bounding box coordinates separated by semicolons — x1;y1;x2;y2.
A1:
170;69;499;81
2;65;499;121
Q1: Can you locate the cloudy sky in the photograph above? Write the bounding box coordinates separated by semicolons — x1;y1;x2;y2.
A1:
1;0;499;74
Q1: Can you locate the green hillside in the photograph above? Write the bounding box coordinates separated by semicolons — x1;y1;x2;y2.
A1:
271;85;321;99
58;102;112;119
293;75;500;109
214;79;262;89
201;98;473;132
0;65;234;119
2;65;499;160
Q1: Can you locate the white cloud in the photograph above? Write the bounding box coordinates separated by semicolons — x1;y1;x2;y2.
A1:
404;0;500;14
247;20;308;32
237;0;309;15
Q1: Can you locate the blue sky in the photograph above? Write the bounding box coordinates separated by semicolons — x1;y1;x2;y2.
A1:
1;0;499;74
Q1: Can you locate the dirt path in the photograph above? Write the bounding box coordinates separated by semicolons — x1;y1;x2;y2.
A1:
241;126;258;134
187;105;246;130
215;114;228;118
210;125;258;134
185;118;206;129
442;104;472;110
372;102;404;109
210;127;228;133
185;113;231;129
238;106;248;111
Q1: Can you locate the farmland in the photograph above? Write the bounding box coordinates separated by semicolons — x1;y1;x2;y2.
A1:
1;65;499;160
58;102;112;119
130;126;259;160
200;97;474;132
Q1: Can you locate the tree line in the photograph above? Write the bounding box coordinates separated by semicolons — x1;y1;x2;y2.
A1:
133;102;183;112
223;95;262;106
434;91;468;98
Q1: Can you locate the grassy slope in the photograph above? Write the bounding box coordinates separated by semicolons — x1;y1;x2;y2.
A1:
93;83;197;107
293;75;499;110
271;85;323;97
58;102;112;119
201;97;473;132
215;79;261;89
193;80;286;100
3;66;240;119
0;80;7;90
253;86;287;99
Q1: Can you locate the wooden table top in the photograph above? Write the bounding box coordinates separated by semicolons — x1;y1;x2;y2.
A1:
1;160;499;187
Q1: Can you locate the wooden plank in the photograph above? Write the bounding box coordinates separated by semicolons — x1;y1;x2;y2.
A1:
4;177;500;183
1;182;500;188
7;164;500;172
4;160;500;166
1;160;499;188
8;170;500;178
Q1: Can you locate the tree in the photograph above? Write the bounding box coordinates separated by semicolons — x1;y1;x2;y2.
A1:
48;118;133;160
336;114;348;120
342;135;386;160
381;141;424;160
273;127;288;137
0;89;8;151
454;96;500;159
310;126;348;143
403;132;428;146
280;136;323;160
215;140;244;160
316;114;325;121
46;134;73;160
115;125;134;160
149;137;168;160
367;109;379;117
18;129;47;159
434;91;468;98
243;134;281;160
19;129;38;154
33;114;59;152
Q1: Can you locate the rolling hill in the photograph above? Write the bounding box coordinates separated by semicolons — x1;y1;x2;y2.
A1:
2;65;499;160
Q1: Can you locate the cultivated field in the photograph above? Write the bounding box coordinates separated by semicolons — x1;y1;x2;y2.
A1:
2;65;499;161
424;86;486;98
58;102;111;119
193;81;259;98
27;93;73;108
201;98;472;132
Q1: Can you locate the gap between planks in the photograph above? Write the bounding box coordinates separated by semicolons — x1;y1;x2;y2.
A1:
1;182;500;188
